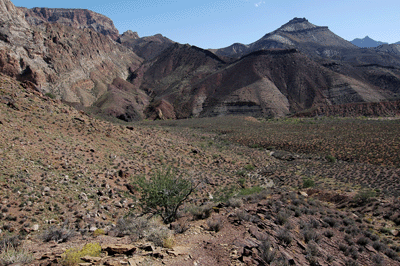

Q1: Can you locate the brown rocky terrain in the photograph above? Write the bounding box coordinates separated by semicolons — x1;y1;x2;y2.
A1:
374;44;400;56
18;7;120;41
2;1;400;265
0;0;143;111
2;0;400;121
131;46;394;120
1;74;400;266
295;100;400;118
117;31;175;61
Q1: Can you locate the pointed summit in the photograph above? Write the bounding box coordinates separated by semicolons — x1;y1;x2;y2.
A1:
215;18;356;58
277;17;318;32
351;36;387;48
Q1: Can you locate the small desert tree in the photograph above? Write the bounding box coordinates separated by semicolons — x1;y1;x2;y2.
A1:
134;167;196;223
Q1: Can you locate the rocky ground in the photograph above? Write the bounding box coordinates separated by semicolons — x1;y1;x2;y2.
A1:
1;74;400;265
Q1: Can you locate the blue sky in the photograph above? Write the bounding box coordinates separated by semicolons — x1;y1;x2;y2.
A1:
12;0;400;49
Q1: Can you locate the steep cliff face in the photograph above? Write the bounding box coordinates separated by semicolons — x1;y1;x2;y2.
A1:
0;0;143;108
18;7;120;40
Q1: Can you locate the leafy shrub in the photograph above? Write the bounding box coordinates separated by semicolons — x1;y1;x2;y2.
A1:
172;219;190;234
236;170;247;177
244;164;255;171
0;246;33;265
238;186;263;196
45;92;56;99
213;184;237;202
41;226;76;243
163;235;175;249
93;228;105;237
302;178;315;188
60;243;101;266
134;167;196;223
326;155;336;163
243;189;270;203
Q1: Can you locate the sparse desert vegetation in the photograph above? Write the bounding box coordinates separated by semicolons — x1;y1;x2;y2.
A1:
1;74;400;265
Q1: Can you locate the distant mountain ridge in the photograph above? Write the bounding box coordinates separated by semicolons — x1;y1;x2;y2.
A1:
351;36;387;48
213;18;357;59
1;0;400;121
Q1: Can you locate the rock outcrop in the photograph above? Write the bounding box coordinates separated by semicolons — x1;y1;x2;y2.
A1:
0;0;143;108
19;7;120;40
118;31;175;60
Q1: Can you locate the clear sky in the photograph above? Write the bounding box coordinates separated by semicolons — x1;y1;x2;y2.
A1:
12;0;400;49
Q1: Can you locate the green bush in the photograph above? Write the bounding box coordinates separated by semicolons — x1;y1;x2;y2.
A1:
134;167;196;223
303;178;315;188
326;155;336;163
45;92;56;99
238;186;263;196
244;164;255;171
93;228;105;237
213;184;237;202
60;243;101;266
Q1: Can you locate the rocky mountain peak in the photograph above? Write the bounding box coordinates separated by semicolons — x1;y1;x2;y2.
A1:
277;17;319;32
350;35;388;48
122;30;139;39
19;7;120;40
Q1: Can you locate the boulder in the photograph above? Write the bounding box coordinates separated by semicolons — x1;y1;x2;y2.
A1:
102;244;137;255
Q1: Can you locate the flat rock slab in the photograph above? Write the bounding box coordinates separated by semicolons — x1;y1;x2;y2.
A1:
81;255;103;263
167;246;190;256
102;244;137;255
